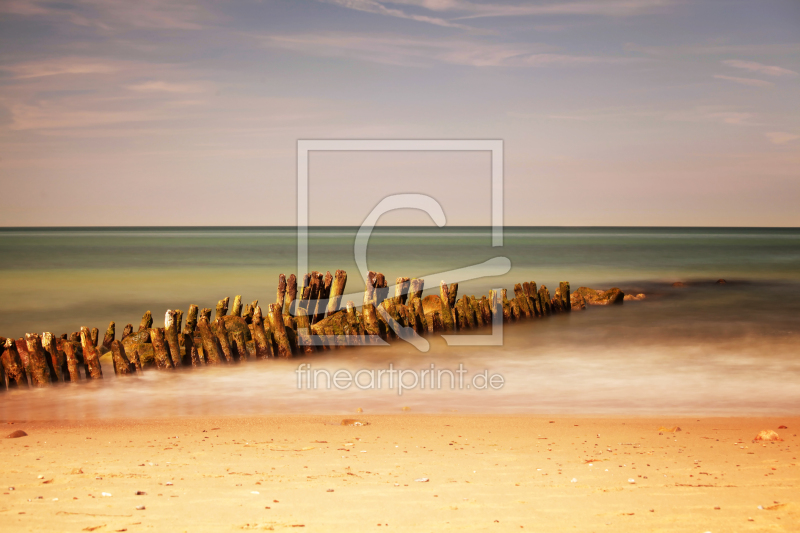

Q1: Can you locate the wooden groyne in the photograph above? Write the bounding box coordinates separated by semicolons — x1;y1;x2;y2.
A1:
0;272;628;389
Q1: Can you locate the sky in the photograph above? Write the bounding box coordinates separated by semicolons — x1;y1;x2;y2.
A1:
0;0;798;227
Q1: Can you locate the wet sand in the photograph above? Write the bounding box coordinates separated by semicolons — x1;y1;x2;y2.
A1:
1;415;797;532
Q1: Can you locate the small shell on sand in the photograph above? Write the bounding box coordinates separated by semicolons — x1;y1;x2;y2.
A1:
341;419;369;426
6;430;28;439
754;430;782;442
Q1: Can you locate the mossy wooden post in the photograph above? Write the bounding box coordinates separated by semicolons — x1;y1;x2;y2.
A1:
470;297;486;327
294;308;315;354
285;274;298;315
2;338;29;388
306;271;321;315
139;311;153;331
232;330;248;362
374;273;389;306
312;271;333;324
212;317;235;363
101;322;115;350
326;270;348;317
538;285;552;316
276;274;287;314
129;346;143;374
231;295;243;317
175;309;183;332
525;282;541;316
558;282;572;312
164;310;182;367
448;283;458;308
24;334;52;386
409;278;424;301
283;314;298;353
362;302;384;340
149;328;174;370
200;308;212;322
252;306;275;358
80;327;103;379
298;273;311;314
411;298;428;334
110;340;133;375
513;284;533;318
60;341;82;382
41;332;63;382
215;297;229;320
268;303;293;358
88;327;99;348
197;317;225;365
185;305;199;335
395;277;410;305
500;289;513;321
122;323;133;339
439;281;455;331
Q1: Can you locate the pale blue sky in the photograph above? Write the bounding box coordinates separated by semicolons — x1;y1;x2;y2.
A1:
0;0;798;226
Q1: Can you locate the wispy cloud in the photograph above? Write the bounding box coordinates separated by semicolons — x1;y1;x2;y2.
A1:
264;33;627;68
316;0;470;28
126;81;206;93
1;59;119;79
766;132;799;145
722;59;798;78
713;74;774;87
525;105;757;126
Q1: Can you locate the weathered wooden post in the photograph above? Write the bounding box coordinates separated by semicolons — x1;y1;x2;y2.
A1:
268;303;293;358
500;289;513;321
215;297;230;320
196;316;225;365
122;323;133;338
149;328;174;370
185;305;199;335
558;282;571;312
110;340;133;375
252;306;275;358
212;317;235;363
128;345;143;374
364;271;377;307
409;278;424;301
41;332;63;382
232;330;248;361
374;273;389;306
439;281;455;331
231;295;243;317
200;307;212;322
513;284;533;318
448;283;458;308
102;322;115;350
395;277;410;305
326;270;348;316
165;310;182;367
524;282;541;316
276;274;287;314
139;311;153;331
538;285;552;315
298;273;311;314
294;308;315;354
285;274;298;315
80;327;103;379
2;338;28;388
24;333;52;386
60;341;82;382
312;271;333;324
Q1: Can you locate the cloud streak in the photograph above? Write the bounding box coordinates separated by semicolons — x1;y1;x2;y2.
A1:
713;74;774;87
722;59;798;77
264;33;628;68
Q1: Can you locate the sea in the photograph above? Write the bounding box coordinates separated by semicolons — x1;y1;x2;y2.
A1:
1;226;799;419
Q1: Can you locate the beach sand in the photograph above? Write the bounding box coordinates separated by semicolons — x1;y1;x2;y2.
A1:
1;415;797;532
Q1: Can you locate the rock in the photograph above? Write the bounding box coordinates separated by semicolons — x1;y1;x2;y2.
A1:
754;430;782;442
672;282;687;288
341;419;369;426
623;293;645;301
778;425;788;429
570;291;586;311
6;430;28;439
69;468;83;474
657;426;681;433
573;287;625;306
715;279;727;284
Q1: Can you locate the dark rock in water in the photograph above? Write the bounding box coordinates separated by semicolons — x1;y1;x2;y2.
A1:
672;282;687;288
6;430;28;439
716;279;727;284
573;287;625;306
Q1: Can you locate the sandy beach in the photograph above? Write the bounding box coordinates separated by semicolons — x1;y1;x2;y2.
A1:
1;415;797;532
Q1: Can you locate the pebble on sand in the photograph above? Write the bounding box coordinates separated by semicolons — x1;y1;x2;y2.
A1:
6;430;28;439
754;430;782;442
